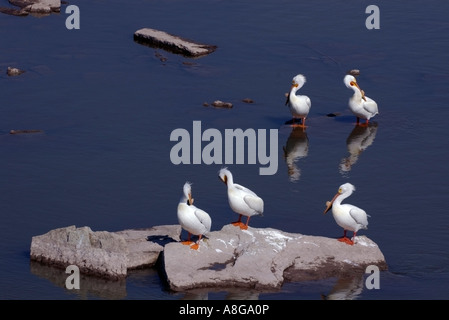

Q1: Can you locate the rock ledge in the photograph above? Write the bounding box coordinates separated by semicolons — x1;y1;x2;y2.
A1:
30;224;387;291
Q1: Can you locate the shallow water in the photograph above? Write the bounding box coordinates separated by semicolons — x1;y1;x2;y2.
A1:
1;0;448;300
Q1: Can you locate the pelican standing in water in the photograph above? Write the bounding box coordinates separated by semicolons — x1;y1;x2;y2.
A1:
218;168;264;230
343;74;379;126
323;183;370;245
177;182;212;250
285;74;311;128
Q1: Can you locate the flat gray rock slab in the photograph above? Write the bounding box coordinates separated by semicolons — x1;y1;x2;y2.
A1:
30;225;129;279
134;28;217;57
114;225;181;269
30;225;181;279
163;224;387;291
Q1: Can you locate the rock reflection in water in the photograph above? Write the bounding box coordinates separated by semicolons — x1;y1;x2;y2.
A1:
30;260;126;299
321;273;364;300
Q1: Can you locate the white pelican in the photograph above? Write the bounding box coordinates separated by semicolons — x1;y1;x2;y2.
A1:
323;183;370;245
343;74;379;126
285;74;311;128
218;168;264;230
177;182;212;250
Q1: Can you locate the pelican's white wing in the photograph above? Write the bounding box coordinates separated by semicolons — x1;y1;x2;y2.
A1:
243;195;264;216
234;183;258;197
348;206;369;229
194;207;212;233
362;98;378;115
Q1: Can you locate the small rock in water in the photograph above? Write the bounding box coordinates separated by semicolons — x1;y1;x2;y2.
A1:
211;100;233;108
347;69;360;76
242;98;254;104
7;67;26;76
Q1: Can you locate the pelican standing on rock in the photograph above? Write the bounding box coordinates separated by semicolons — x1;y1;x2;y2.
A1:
218;168;264;230
323;183;370;245
285;74;311;128
177;182;212;250
343;74;379;126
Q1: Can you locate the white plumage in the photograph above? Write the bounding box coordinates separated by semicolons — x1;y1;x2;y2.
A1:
344;75;379;125
285;74;312;128
218;168;264;230
177;182;212;250
324;183;370;245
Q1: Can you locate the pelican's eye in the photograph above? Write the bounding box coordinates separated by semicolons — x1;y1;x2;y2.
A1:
338;188;342;193
350;81;356;86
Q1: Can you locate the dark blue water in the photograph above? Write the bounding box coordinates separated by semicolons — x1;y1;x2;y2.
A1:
1;0;448;300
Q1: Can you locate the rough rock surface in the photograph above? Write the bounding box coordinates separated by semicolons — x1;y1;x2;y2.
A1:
114;225;181;269
30;224;387;291
162;224;387;291
30;225;128;279
134;28;217;57
0;0;60;16
30;225;181;279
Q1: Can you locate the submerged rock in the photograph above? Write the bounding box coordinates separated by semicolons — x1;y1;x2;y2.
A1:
10;129;44;134
30;224;387;292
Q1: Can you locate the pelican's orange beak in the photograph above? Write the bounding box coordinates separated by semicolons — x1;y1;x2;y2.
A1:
285;92;290;105
324;193;339;214
351;81;367;101
219;175;227;185
188;193;194;206
361;89;367;101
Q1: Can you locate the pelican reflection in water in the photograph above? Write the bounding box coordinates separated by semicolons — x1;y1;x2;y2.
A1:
339;123;378;175
282;126;309;182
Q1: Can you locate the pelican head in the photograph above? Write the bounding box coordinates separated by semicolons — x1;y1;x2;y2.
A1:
344;75;366;101
183;182;194;206
291;74;306;90
324;182;356;214
339;182;356;195
218;167;231;185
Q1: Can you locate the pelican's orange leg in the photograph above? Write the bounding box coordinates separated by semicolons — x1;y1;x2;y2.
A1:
232;214;245;228
337;230;353;245
239;216;251;230
181;232;194;245
190;234;202;250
